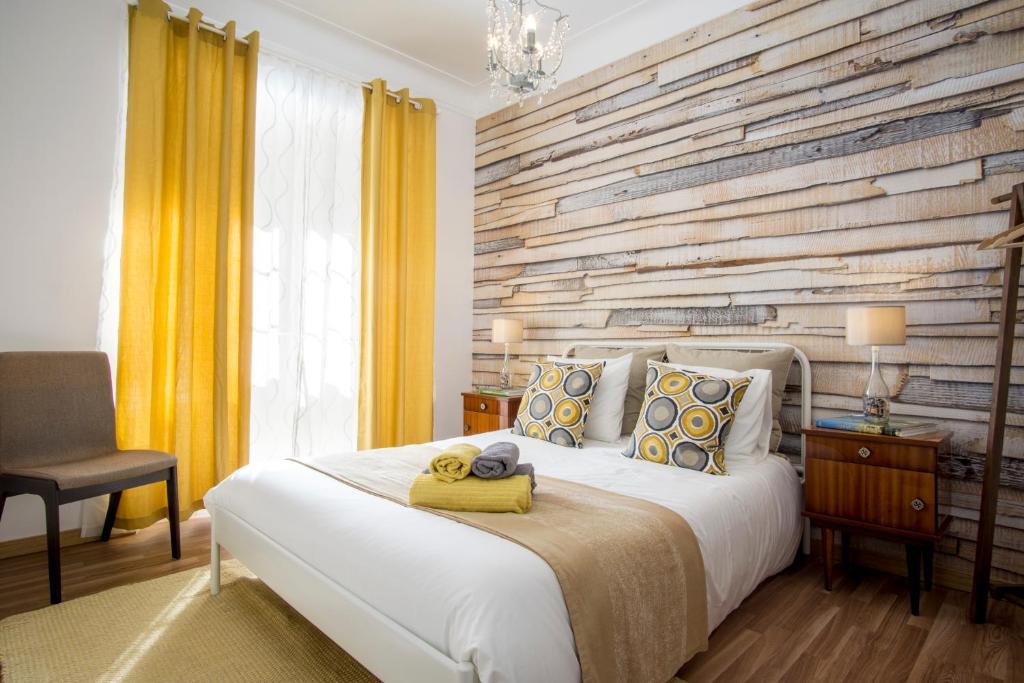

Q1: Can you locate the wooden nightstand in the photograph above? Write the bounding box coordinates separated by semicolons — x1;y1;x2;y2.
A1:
802;427;952;615
462;391;522;436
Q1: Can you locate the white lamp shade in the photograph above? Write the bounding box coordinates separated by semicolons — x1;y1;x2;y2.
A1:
491;318;524;344
846;306;906;346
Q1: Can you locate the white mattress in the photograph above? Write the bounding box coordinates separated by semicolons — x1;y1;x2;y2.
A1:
205;431;802;683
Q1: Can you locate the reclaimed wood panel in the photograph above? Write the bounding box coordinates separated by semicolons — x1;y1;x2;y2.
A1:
473;0;1024;584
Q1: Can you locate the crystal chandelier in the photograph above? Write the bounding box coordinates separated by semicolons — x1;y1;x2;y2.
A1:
486;0;569;105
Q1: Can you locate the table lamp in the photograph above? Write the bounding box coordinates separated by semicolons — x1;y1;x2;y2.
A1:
491;318;524;389
846;306;906;422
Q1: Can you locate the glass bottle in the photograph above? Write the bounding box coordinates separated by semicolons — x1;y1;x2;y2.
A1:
862;345;890;423
499;342;512;389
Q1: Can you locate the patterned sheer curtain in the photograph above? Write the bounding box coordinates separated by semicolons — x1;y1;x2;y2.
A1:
249;52;363;463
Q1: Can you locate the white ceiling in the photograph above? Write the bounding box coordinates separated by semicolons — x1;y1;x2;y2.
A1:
271;0;752;115
273;0;653;85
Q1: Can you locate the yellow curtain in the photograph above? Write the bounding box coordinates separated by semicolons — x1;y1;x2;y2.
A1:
114;0;258;529
358;79;437;449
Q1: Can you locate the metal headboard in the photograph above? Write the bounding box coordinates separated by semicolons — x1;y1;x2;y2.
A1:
561;340;813;478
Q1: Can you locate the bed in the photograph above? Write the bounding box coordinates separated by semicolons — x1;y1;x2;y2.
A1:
205;342;812;683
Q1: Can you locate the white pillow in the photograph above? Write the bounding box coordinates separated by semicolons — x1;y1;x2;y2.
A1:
548;354;632;442
663;361;773;461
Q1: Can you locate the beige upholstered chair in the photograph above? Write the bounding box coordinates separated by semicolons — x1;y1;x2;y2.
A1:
0;352;180;604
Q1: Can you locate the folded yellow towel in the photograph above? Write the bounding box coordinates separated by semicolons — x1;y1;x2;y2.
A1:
409;473;533;513
428;444;482;483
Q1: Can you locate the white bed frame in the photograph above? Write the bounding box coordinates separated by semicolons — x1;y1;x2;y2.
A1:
209;340;812;683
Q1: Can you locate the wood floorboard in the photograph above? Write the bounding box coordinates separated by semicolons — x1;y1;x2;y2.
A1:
679;556;1024;682
0;515;214;620
1;516;1022;681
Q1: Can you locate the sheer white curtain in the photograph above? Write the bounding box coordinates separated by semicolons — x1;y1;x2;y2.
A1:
249;52;363;463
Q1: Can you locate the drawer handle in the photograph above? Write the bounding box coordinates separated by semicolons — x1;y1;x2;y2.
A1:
910;498;926;512
858;446;871;459
479;402;487;411
464;423;471;432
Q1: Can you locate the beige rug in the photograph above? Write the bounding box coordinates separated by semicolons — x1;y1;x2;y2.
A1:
0;560;378;682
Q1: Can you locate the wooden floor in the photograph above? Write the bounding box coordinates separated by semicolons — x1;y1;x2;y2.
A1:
1;518;1022;682
678;562;1024;683
0;516;214;620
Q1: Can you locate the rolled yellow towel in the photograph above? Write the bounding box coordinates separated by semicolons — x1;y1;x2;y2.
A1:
409;473;533;513
428;444;482;483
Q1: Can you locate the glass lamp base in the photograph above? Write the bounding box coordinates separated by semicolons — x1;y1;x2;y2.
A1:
499;343;512;389
862;345;890;424
863;395;890;423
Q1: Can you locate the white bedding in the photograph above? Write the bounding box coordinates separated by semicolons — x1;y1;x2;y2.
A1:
204;431;802;683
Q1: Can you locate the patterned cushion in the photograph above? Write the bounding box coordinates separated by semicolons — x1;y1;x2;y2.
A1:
622;361;751;475
665;345;794;451
512;362;604;448
573;345;666;436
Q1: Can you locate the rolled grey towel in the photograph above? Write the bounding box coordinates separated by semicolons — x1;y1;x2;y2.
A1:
471;442;520;479
514;462;537;491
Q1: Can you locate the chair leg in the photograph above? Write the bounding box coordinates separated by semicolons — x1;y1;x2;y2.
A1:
166;467;181;560
101;490;122;542
43;486;62;604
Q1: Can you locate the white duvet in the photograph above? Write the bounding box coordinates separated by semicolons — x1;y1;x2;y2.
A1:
205;431;802;682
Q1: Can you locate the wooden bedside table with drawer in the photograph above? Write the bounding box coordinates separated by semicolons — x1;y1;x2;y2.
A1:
462;392;522;436
802;427;952;615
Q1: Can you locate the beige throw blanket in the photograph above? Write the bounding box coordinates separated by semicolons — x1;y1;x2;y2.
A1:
290;446;708;683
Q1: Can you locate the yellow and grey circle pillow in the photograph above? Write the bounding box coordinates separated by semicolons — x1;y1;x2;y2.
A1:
622;361;751;475
512;361;605;448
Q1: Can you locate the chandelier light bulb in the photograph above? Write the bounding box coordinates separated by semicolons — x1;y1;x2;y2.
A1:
523;13;537;52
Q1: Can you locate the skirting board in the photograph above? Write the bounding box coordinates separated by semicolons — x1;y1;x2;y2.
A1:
0;528;134;561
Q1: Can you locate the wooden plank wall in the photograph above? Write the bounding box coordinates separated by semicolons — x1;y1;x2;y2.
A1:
472;0;1024;585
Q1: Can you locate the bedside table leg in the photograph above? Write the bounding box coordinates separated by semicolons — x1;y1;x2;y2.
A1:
906;544;922;616
822;527;834;591
923;543;934;592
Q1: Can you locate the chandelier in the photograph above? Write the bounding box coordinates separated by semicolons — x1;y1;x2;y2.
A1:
486;0;569;105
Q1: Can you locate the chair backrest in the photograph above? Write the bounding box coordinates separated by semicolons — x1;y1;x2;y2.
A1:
0;352;117;470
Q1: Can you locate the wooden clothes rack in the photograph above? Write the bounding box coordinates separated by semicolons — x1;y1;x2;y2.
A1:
970;181;1024;622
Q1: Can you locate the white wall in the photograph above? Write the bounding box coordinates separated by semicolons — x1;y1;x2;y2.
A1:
0;0;122;352
0;0;126;542
432;110;475;439
0;0;475;542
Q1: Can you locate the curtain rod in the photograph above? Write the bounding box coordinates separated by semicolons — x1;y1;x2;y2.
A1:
145;2;425;110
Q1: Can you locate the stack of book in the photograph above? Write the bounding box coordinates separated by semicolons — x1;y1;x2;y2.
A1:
815;414;938;437
475;385;525;397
